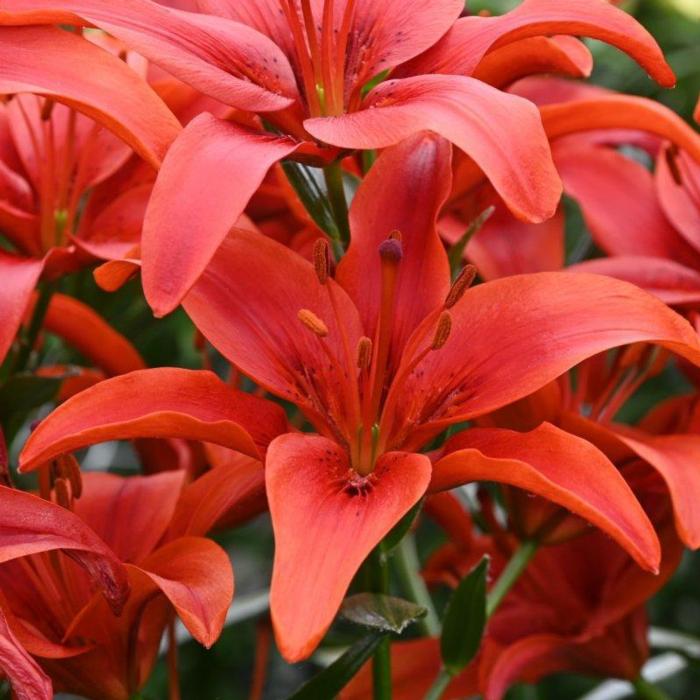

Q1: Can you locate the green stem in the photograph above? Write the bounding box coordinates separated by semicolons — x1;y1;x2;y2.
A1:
323;161;350;247
392;534;440;637
13;280;56;373
486;539;538;618
371;547;391;700
632;677;673;700
424;668;452;700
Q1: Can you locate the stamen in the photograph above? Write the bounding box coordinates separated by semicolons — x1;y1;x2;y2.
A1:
298;308;329;337
356;336;373;369
445;265;477;309
40;98;55;121
55;454;82;500
431;311;453;350
54;477;72;510
665;144;683;186
312;238;331;284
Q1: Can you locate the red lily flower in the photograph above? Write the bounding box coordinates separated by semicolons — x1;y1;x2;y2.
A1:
0;469;236;700
444;77;700;286
18;134;700;662
0;28;181;362
345;468;682;700
0;0;676;314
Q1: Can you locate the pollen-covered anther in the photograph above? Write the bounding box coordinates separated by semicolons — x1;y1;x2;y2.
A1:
356;336;373;369
445;264;477;309
298;308;329;337
379;236;403;263
431;311;453;350
312;238;331;284
54;477;72;510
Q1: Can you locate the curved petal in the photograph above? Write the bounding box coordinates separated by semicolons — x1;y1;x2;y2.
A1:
0;253;44;364
0;26;181;169
554;145;700;266
344;0;463;95
0;609;52;700
306;75;562;223
183;228;364;436
267;434;431;661
432;423;660;572
384;272;700;446
142;114;299;316
74;471;185;563
401;0;674;87
542;96;700;162
135;536;234;648
41;293;146;376
0;0;298;111
0;485;129;613
609;430;700;550
483;633;581;700
472;36;593;89
19;368;289;471
656;145;700;253
337;133;452;364
169;454;265;537
570;257;700;306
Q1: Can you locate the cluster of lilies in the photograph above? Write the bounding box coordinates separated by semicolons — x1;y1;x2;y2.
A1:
1;0;700;698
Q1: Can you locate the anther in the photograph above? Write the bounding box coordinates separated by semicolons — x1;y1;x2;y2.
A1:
298;308;329;337
55;454;83;500
356;336;373;369
312;238;331;284
431;311;453;350
445;265;477;309
54;477;72;510
379;237;403;263
40;98;55;121
665;144;683;186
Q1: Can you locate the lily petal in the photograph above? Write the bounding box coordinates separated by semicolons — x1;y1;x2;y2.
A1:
74;471;185;563
41;293;146;376
0;0;298;111
19;368;289;471
0;485;129;612
385;272;700;446
337;133;452;365
570;257;700;306
135;536;234;648
143;114;299;316
432;423;660;571
402;0;674;87
0;26;180;169
267;434;431;661
0;253;44;364
472;36;593;89
306;75;562;223
0;609;52;700
184;228;364;434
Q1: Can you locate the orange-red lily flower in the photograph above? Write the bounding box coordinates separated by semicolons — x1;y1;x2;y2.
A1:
0;0;677;314
17;134;700;662
0;28;181;362
345;469;682;700
0;469;235;700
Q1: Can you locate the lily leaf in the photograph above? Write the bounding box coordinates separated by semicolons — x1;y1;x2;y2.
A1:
440;555;489;675
289;632;387;700
341;593;427;634
382;498;424;554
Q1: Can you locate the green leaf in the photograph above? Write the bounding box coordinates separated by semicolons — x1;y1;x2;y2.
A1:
0;372;67;420
440;556;489;675
381;498;424;554
341;593;426;634
289;632;387;700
